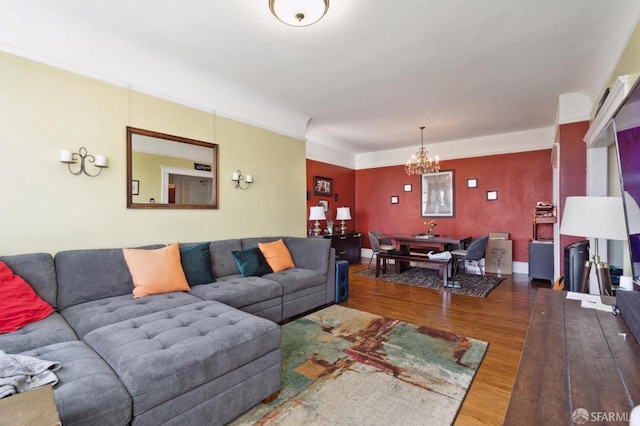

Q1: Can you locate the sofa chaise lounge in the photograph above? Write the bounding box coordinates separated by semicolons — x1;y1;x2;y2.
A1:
0;236;335;425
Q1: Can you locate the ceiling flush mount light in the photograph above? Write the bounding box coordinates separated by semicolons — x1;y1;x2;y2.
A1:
405;126;440;176
269;0;329;27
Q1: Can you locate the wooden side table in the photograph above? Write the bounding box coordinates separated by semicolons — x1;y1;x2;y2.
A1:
0;385;61;426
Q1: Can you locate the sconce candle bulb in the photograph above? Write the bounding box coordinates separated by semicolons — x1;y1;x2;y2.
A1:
60;150;72;162
60;147;107;177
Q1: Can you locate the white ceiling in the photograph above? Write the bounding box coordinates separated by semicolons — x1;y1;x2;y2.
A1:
1;0;640;155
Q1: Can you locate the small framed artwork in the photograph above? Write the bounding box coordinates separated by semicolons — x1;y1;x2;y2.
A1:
318;199;329;212
486;190;498;201
467;178;478;188
132;180;140;195
403;184;412;192
314;176;333;196
390;195;399;204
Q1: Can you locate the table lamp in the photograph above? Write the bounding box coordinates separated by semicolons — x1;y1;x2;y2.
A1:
309;206;326;236
559;196;628;295
336;207;352;234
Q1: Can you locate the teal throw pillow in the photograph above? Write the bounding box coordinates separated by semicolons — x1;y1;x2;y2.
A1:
179;243;216;286
232;247;273;277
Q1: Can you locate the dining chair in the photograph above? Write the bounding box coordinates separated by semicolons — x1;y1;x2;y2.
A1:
367;231;395;268
449;234;489;288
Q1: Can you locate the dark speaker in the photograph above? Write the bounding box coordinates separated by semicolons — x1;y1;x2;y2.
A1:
335;260;349;303
564;240;589;292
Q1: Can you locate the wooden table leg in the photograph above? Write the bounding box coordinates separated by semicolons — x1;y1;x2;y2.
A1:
375;255;381;277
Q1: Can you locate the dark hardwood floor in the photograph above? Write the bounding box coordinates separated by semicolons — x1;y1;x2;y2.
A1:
342;260;549;425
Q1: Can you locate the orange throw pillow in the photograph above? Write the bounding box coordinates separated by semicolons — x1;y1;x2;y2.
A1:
123;243;190;298
258;239;295;273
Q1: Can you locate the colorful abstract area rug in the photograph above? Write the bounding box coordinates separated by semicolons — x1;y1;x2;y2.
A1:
355;266;505;298
231;305;488;426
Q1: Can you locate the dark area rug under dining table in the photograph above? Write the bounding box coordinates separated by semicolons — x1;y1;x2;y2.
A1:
355;266;505;298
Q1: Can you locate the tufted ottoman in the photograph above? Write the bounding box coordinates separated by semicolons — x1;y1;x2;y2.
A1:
83;300;281;425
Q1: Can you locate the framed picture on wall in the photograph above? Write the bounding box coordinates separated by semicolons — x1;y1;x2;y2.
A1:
314;176;333;196
421;171;454;217
318;199;329;212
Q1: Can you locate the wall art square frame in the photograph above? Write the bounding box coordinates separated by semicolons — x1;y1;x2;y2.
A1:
421;170;454;217
390;195;399;204
314;176;333;196
318;199;329;212
486;190;498;201
467;178;478;188
403;184;412;192
132;180;140;195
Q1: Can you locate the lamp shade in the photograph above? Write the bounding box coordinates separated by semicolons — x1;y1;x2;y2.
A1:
269;0;329;27
336;207;351;221
309;206;326;221
559;196;628;240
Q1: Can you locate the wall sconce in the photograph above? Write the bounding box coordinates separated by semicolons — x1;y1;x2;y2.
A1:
60;147;107;177
232;169;253;190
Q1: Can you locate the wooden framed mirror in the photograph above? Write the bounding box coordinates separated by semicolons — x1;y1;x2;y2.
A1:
126;127;219;209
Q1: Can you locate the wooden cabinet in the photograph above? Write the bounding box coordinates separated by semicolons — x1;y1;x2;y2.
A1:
505;289;640;424
324;232;361;264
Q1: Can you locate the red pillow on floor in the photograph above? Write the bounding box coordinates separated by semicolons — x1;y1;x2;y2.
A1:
0;261;54;334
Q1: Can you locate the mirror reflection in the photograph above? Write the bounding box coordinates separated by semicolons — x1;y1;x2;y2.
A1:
127;127;218;209
614;81;640;278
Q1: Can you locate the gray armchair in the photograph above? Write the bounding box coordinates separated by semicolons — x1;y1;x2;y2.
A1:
367;231;395;268
450;235;489;288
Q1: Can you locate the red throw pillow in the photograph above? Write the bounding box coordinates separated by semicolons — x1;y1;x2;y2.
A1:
0;261;54;334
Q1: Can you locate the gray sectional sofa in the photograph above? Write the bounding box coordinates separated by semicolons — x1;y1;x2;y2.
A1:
0;236;335;425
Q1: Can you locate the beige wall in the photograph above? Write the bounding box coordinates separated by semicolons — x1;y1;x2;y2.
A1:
609;22;640;86
0;52;307;255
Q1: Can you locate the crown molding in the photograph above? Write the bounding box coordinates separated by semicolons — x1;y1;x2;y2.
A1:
584;73;639;148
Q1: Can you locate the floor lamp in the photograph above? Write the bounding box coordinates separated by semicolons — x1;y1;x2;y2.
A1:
559;196;628;295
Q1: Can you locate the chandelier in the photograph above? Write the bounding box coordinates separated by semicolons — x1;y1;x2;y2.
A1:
405;126;440;175
269;0;329;27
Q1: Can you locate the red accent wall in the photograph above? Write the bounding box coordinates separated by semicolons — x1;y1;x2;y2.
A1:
558;121;588;271
306;160;357;232
355;150;553;262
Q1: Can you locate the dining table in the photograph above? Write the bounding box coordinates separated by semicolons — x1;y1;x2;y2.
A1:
376;233;472;277
378;233;472;253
